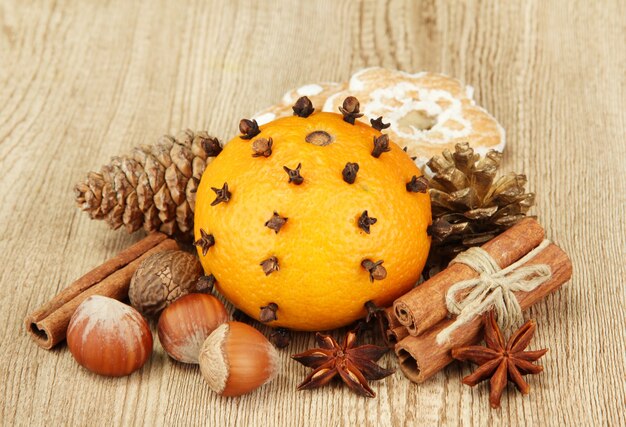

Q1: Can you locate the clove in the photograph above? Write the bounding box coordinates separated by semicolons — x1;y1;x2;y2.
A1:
196;274;216;292
371;134;391;158
265;212;288;233
239;119;261;139
361;259;387;282
194;229;215;256
428;218;468;242
211;182;231;206
342;162;359;184
358;210;377;234
269;328;291;348
260;256;280;275
406;175;429;193
339;96;364;124
259;303;279;322
283;163;304;185
293;96;315;118
370;116;390;131
363;300;391;347
364;300;385;323
252;137;273;157
200;136;223;157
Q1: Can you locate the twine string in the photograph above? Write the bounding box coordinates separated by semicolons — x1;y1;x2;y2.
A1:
435;239;552;344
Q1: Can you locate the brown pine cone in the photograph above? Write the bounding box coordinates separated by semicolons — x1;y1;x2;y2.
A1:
74;130;222;239
426;142;535;273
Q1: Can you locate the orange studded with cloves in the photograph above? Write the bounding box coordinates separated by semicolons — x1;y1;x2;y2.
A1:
194;97;431;331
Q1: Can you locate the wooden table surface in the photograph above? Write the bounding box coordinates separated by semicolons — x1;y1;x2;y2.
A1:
1;1;624;425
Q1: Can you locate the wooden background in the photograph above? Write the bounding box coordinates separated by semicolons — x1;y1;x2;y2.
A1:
1;0;624;425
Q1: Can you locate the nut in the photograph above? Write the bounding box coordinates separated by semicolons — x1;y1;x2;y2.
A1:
67;295;153;376
129;250;204;317
199;322;280;396
157;294;229;363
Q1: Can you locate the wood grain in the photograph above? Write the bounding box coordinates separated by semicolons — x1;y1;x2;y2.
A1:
1;0;624;425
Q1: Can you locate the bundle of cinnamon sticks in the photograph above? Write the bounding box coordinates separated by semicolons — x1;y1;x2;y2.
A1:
386;218;573;383
25;233;178;349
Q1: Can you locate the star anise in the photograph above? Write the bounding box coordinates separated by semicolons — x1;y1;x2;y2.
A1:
292;330;394;398
451;311;548;408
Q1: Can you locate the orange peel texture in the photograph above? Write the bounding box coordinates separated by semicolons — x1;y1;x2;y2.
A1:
195;111;431;331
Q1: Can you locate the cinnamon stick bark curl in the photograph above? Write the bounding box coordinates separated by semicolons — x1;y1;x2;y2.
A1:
395;242;572;383
25;233;178;349
394;218;545;336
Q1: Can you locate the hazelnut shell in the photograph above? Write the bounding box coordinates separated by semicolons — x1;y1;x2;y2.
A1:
157;293;228;363
199;322;279;396
67;295;153;376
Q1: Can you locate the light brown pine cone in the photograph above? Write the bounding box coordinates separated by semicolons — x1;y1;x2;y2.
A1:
75;129;222;239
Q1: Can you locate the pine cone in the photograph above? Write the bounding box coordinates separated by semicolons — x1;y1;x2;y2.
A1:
75;130;222;239
426;142;535;271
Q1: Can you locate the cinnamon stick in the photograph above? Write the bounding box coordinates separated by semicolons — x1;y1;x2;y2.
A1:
395;242;572;383
25;234;178;349
383;307;409;345
387;325;410;345
394;218;545;336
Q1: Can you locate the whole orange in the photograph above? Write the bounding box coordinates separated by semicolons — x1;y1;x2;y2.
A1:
194;106;431;331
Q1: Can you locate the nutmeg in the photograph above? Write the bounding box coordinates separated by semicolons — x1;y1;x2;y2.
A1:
129;250;205;317
199;322;280;396
157;293;228;363
67;295;153;376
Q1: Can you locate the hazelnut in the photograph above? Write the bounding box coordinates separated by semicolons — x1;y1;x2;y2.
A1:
67;296;153;376
199;322;280;396
129;250;205;317
157;294;228;363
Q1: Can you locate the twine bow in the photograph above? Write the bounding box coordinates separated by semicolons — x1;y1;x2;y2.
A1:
435;239;552;344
